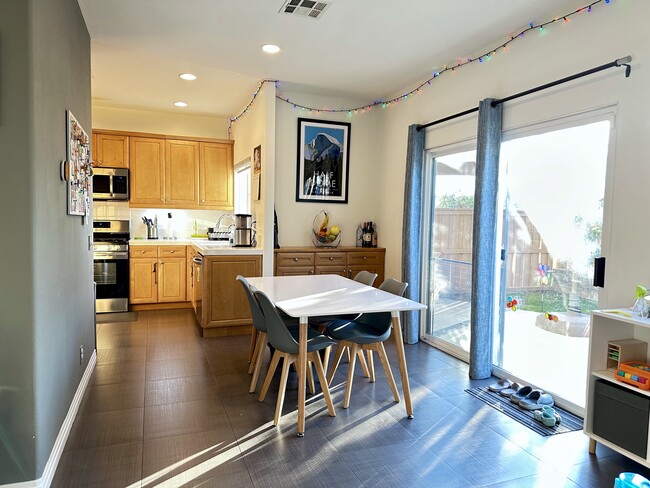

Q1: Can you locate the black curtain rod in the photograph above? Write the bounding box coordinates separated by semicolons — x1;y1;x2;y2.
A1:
416;55;632;132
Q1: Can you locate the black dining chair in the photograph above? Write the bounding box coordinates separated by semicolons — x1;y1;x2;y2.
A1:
254;289;337;426
325;278;408;409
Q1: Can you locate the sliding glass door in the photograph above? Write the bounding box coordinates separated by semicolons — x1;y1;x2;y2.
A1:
494;119;611;409
422;149;477;359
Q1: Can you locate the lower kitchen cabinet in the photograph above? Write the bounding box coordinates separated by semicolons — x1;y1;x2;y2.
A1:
275;247;385;285
129;245;186;304
200;254;262;334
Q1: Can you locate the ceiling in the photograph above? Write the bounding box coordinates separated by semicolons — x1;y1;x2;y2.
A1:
77;0;584;119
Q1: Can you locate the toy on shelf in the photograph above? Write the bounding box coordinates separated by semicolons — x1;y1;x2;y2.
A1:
607;339;648;370
616;361;650;390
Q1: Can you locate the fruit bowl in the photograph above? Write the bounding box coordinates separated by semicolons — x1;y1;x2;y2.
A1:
311;211;341;248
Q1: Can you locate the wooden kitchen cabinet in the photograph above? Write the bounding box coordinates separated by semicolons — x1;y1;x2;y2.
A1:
129;137;165;206
274;247;385;285
200;142;233;209
166;139;199;206
200;254;262;335
93;132;129;168
129;245;186;304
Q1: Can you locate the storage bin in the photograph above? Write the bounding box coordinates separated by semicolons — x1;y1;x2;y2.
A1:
593;380;650;458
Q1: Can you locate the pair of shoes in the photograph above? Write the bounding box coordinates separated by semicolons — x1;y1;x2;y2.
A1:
519;390;554;410
499;382;522;397
510;385;532;403
488;378;513;393
533;405;561;427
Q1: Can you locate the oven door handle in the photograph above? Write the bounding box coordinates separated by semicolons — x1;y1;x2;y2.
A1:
93;252;128;260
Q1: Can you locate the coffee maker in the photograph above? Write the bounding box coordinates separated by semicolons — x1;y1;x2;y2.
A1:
232;213;256;247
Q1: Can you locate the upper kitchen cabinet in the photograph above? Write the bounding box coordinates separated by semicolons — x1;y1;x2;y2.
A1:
129;136;166;207
93;131;129;168
166;139;199;207
200;142;233;210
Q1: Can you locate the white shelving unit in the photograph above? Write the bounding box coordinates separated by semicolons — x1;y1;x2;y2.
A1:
585;310;650;465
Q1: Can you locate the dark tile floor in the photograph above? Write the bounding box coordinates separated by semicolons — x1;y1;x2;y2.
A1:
52;309;650;487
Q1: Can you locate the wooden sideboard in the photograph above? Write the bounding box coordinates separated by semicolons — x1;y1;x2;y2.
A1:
274;247;385;286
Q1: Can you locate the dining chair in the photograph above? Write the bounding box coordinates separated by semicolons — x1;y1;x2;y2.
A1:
325;278;408;408
253;289;337;426
237;275;272;393
309;270;378;373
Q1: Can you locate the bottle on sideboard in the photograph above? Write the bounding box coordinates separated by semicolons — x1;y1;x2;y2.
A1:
356;224;363;247
363;221;373;248
371;223;377;248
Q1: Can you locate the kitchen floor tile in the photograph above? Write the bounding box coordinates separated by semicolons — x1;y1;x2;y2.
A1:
143;398;231;440
145;356;212;381
65;408;144;451
145;375;218;406
79;381;145;414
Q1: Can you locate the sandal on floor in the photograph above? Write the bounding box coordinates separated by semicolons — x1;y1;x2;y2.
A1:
520;390;554;410
499;382;522;397
510;385;532;403
488;378;512;392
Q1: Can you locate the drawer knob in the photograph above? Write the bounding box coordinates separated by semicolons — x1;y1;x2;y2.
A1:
363;256;367;260
294;257;299;261
329;257;333;261
141;250;145;254
170;250;175;253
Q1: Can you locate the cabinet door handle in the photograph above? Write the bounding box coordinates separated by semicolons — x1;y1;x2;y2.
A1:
153;262;157;284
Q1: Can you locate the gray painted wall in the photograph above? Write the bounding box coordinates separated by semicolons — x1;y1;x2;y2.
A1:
0;0;93;483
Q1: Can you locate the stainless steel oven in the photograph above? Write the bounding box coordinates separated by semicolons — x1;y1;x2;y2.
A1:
93;167;129;201
93;220;130;313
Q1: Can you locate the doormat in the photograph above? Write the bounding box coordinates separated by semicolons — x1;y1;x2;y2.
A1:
96;312;138;324
465;386;583;436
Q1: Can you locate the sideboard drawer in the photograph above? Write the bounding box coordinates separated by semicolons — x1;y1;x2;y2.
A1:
347;252;384;266
276;253;315;267
315;252;346;266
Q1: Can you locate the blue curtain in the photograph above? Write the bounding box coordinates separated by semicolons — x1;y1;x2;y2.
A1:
401;124;425;344
469;99;503;379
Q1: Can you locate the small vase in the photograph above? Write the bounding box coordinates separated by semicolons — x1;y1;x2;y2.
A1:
633;297;648;318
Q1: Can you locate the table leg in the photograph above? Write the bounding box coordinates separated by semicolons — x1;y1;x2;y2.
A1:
391;311;413;419
297;316;308;436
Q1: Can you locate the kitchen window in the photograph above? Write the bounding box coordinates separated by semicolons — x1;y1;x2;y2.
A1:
234;160;251;215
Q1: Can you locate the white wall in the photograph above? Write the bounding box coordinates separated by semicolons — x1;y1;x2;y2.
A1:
274;94;382;249
93;105;229;139
377;2;650;307
231;83;276;275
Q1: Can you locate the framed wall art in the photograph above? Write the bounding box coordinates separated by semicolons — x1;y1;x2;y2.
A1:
296;118;350;204
62;110;91;217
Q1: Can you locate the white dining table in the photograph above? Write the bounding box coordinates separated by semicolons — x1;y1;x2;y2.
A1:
246;274;427;436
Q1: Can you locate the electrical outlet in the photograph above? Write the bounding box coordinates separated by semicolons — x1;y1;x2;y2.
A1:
80;345;84;364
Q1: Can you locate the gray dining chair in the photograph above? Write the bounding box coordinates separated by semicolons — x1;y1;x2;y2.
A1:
325;278;408;408
254;289;337;426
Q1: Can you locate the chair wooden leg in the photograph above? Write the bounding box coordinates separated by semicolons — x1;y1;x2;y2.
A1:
366;349;375;383
248;327;257;362
327;343;348;385
322;345;331;376
274;355;292;426
377;342;400;403
248;331;262;374
259;350;281;402
358;349;370;378
345;347;351;363
249;332;267;393
310;351;336;417
343;343;360;409
307;361;316;394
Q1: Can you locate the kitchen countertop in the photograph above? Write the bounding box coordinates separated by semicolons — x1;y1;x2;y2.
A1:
129;238;263;256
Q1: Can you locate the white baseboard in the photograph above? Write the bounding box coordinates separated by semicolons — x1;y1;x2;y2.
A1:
1;350;97;488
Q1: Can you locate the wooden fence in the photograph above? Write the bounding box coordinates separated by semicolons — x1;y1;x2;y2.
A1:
433;208;551;290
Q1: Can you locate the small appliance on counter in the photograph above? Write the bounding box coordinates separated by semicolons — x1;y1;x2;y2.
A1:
208;214;235;241
142;216;158;239
232;213;256;247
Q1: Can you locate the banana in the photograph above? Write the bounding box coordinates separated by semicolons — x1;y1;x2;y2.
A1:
320;212;329;231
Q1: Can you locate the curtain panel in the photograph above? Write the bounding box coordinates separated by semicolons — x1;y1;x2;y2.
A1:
401;124;425;344
469;99;503;379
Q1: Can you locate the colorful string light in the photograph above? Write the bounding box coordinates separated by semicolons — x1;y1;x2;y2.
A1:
229;0;613;136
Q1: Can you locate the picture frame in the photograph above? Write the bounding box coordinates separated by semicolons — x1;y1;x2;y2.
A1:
296;117;350;203
253;144;261;174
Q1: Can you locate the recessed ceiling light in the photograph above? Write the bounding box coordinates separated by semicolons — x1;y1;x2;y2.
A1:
262;44;281;54
179;73;197;81
174;101;188;107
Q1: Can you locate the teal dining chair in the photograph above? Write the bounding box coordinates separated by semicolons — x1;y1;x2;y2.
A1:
325;278;408;408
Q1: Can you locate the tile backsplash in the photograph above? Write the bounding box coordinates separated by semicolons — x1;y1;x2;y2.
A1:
93;202;236;239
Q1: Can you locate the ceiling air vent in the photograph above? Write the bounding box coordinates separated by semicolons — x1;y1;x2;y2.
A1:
279;0;330;20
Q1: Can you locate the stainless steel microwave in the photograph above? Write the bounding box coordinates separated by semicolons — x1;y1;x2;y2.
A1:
93;167;129;200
